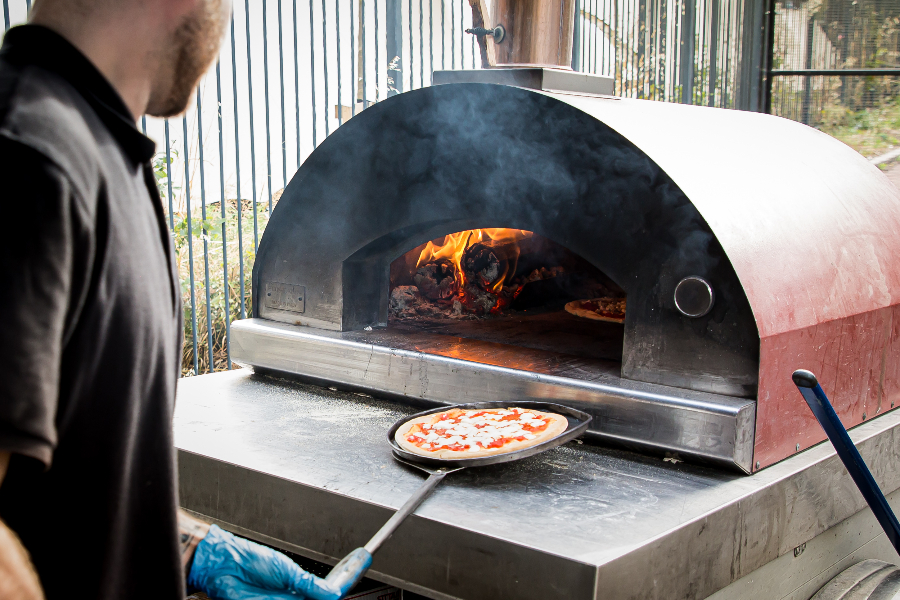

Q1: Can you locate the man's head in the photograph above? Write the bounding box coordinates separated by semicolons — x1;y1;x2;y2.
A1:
30;0;231;118
146;0;230;116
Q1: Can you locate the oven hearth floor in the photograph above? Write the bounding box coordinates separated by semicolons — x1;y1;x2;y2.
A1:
388;308;624;362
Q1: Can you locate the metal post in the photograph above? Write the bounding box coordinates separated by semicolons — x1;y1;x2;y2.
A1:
277;0;288;184
600;0;607;75
419;0;431;88
649;0;657;99
801;14;814;124
387;0;403;95
215;60;231;370
244;0;260;251
573;0;582;70
351;0;357;115
591;0;597;73
182;117;200;376
321;0;331;134
294;0;302;162
613;0;619;93
164;121;175;231
638;0;647;97
195;91;215;373
625;0;633;95
428;0;434;80
655;0;663;100
375;0;380;100
763;0;775;113
337;0;344;124
460;0;464;68
450;0;455;69
419;0;424;85
309;0;318;144
737;0;768;112
361;0;367;107
229;15;247;320
262;0;275;213
708;0;719;106
680;0;695;104
409;0;414;89
721;0;731;106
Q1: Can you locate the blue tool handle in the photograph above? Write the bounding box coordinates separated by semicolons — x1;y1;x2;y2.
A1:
792;369;900;556
323;547;373;598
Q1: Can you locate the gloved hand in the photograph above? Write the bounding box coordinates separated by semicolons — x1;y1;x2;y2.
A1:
188;524;344;600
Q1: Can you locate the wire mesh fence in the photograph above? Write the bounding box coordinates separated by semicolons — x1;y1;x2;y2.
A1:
767;0;900;158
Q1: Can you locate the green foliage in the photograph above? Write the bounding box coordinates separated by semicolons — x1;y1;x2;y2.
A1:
814;93;900;157
151;150;180;199
154;150;273;376
178;198;272;376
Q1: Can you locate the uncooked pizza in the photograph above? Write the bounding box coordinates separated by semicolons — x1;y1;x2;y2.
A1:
564;297;626;323
395;407;569;459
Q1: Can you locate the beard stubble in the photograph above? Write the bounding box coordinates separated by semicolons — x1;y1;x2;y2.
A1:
146;0;228;118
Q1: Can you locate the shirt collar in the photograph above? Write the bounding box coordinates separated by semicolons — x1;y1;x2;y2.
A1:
0;24;156;165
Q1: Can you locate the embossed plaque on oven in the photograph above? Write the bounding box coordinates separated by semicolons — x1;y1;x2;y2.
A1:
264;282;305;313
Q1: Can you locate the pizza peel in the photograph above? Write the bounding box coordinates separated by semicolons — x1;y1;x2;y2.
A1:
321;401;592;597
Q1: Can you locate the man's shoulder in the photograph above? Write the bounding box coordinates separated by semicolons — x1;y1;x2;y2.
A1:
0;60;105;199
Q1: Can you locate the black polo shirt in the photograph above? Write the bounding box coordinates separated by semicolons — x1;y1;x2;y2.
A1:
0;26;184;599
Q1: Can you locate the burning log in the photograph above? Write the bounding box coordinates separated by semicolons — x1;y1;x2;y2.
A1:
414;259;459;301
462;240;520;291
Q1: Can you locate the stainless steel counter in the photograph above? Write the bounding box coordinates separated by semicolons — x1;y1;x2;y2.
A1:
175;370;900;600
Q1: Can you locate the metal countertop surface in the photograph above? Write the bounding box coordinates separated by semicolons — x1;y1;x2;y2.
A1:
174;370;900;600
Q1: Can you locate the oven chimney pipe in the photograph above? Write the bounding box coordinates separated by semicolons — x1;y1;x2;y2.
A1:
467;0;577;69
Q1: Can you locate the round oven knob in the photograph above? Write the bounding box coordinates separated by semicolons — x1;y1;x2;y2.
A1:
674;276;715;318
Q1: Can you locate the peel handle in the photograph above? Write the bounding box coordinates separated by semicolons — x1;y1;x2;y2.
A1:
323;470;451;598
793;369;900;556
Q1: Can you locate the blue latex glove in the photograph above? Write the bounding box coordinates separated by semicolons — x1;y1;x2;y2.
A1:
188;525;344;600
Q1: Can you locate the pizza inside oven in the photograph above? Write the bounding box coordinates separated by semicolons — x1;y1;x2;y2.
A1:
564;296;626;323
395;407;569;459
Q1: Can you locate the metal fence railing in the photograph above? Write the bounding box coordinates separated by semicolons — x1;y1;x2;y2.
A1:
2;0;481;375
0;0;804;375
572;0;759;109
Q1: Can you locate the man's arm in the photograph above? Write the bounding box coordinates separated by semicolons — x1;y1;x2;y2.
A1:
0;452;44;600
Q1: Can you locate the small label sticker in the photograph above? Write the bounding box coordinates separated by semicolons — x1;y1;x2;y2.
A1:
264;282;305;313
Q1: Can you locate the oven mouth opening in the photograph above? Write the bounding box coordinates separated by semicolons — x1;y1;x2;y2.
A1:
387;229;626;364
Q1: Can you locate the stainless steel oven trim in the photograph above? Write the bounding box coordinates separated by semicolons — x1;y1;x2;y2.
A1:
231;318;756;472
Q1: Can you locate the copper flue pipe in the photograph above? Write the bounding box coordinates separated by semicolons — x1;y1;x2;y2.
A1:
469;0;577;68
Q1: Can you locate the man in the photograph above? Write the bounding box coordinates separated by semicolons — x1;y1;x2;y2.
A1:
0;2;351;599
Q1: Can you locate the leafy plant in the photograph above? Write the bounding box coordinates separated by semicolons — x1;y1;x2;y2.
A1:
154;149;274;376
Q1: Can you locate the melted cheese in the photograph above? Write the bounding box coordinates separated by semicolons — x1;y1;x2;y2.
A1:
409;409;552;452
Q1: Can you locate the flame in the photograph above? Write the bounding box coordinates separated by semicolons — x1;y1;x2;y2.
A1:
416;229;533;297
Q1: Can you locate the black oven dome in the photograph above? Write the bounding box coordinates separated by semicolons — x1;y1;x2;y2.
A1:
253;83;759;397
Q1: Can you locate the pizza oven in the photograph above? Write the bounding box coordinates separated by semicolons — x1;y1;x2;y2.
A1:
230;71;900;473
